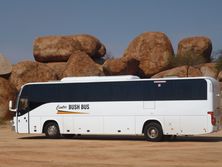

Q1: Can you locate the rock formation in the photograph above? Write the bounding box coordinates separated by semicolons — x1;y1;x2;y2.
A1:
152;66;202;78
46;62;67;80
71;34;106;58
2;32;222;120
103;58;139;75
0;78;17;120
123;32;174;77
0;53;12;76
62;51;104;77
9;61;58;90
217;71;222;82
33;34;106;62
177;36;212;64
195;63;218;78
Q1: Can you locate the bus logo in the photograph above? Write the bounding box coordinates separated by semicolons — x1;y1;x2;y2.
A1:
56;104;89;114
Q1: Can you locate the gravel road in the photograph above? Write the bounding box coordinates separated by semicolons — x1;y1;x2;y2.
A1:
1;123;222;167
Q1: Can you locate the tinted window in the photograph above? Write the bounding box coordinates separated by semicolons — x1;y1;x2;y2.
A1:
19;79;207;113
59;81;145;102
153;79;207;100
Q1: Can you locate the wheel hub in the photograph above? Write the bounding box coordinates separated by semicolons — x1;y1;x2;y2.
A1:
148;128;158;139
47;125;58;136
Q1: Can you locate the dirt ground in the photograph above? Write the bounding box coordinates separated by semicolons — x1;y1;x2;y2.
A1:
1;123;222;167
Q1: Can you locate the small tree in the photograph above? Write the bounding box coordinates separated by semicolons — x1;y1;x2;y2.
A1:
103;51;114;60
171;51;206;77
212;50;222;61
216;57;222;71
214;50;222;71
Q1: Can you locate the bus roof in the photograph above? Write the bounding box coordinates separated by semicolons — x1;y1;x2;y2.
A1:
61;75;140;82
21;75;217;87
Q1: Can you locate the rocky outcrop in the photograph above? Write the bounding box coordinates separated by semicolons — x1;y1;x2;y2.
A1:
188;66;203;77
0;78;17;120
33;36;78;62
177;36;212;64
217;71;222;82
0;53;12;76
195;63;218;78
103;58;139;75
46;62;67;80
103;58;126;75
123;32;174;77
33;34;106;62
9;61;58;90
62;51;104;77
71;35;106;58
152;66;202;78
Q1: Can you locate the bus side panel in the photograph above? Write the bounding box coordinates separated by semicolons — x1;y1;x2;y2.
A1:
180;116;208;134
104;116;135;134
158;100;211;134
156;101;181;135
74;116;103;134
29;116;41;133
163;116;180;135
63;117;74;134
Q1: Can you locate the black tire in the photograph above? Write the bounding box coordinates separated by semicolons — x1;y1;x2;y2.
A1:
63;134;75;139
144;122;163;142
44;122;61;139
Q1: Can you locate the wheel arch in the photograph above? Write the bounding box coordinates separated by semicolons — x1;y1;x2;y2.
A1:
42;120;59;133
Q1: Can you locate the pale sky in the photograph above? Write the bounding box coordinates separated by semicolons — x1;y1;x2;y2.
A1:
0;0;222;63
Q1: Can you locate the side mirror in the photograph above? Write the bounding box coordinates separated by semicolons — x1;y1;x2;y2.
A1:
9;100;16;112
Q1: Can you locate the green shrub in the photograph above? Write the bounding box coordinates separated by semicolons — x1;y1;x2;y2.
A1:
215;56;222;71
172;52;206;68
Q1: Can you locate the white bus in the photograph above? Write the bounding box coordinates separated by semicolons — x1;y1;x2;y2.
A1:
10;75;222;141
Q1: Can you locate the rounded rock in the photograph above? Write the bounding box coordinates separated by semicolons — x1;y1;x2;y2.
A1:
123;32;174;77
0;77;17;120
62;51;104;77
177;36;212;63
0;53;12;75
9;61;58;90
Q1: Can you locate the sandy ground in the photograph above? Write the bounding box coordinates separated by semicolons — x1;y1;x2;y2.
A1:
1;123;222;167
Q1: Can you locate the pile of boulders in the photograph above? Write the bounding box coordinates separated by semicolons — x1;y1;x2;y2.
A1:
0;34;108;120
0;53;17;119
104;32;216;78
0;32;221;120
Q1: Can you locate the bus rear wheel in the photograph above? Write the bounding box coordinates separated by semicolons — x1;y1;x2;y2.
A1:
144;122;163;142
44;122;61;139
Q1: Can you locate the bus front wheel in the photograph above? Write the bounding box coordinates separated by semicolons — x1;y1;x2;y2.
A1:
144;122;163;142
44;122;61;139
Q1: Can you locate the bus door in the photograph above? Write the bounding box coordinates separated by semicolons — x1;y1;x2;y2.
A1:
17;98;29;133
